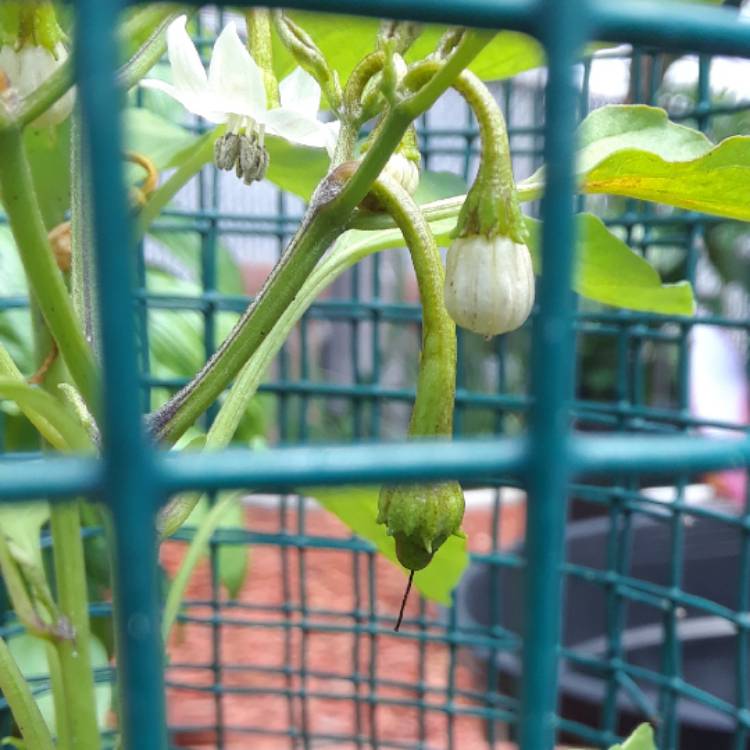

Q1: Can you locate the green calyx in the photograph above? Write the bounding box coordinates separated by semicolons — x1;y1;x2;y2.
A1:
407;64;526;243
0;2;65;55
377;482;465;571
454;70;526;243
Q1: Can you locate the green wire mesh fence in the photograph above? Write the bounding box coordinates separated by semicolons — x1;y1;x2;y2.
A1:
1;1;750;749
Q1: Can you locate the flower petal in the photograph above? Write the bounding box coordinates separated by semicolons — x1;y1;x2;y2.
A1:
279;67;321;116
208;21;266;117
262;108;333;149
166;15;208;96
140;78;227;123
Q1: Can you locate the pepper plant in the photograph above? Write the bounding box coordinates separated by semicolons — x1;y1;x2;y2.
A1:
0;2;747;747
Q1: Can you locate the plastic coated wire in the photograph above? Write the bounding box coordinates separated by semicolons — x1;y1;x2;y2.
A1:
0;2;749;749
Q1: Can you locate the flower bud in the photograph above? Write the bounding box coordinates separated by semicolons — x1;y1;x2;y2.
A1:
0;42;74;126
383;152;419;196
358;152;420;212
444;234;535;337
377;482;465;571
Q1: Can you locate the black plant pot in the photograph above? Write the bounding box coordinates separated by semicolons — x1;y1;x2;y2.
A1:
455;510;747;749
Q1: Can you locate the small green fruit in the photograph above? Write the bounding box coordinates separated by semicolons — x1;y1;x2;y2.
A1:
377;482;465;571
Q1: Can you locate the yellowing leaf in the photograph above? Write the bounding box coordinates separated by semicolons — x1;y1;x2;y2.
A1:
519;105;750;222
585;136;750;221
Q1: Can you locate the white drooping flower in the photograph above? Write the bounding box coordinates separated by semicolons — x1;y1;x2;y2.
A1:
141;15;338;154
0;42;74;126
444;234;535;338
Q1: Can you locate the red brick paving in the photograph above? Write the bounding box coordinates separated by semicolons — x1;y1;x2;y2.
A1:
161;498;526;749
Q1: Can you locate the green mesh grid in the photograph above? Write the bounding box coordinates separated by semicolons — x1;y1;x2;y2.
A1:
1;2;750;750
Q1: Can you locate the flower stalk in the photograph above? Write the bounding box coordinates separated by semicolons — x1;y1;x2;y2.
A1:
149;29;495;445
272;11;342;114
368;176;463;606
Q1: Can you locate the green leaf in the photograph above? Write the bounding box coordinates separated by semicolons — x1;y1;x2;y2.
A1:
576;105;712;166
274;13;544;84
0;227;33;372
0;379;93;452
148;219;244;296
7;634;111;734
182;494;249;600
520;105;750;222
265;134;331;200
216;500;249;600
123;107;199;177
583;135;750;221
525;214;695;315
408;28;544;82
163;493;246;638
609;723;656;750
413;170;468;204
307;486;468;606
0;502;49;569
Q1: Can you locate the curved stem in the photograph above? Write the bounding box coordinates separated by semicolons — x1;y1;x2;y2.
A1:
148;29;493;445
161;493;237;640
0;126;98;411
410;64;525;241
369;177;456;437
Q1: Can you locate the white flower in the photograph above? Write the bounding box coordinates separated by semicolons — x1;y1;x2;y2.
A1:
444;234;535;337
0;42;74;127
141;15;337;153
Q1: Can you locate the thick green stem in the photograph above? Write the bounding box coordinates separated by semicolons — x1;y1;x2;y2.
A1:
369;177;456;437
0;635;56;750
0;125;98;411
49;502;101;750
149;29;493;445
70;110;99;354
246;9;280;108
28;296;98;748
